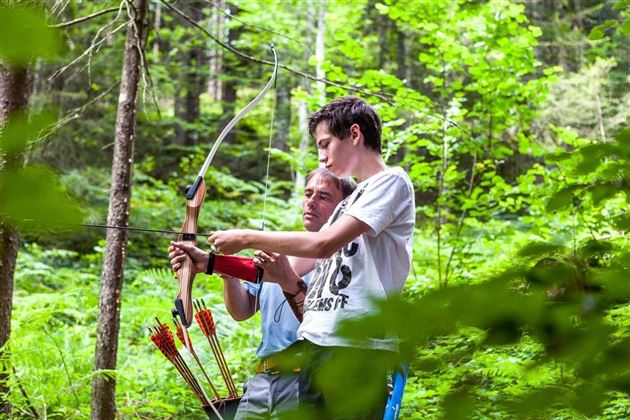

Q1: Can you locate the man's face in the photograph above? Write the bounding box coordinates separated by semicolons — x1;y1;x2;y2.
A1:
314;122;357;179
302;173;344;232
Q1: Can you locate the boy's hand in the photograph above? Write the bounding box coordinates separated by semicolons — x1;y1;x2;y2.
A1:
208;229;249;255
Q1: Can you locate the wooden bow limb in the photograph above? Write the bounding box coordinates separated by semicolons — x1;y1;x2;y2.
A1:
174;177;206;328
173;45;277;331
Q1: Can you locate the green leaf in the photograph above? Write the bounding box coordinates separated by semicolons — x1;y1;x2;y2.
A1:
615;127;630;158
579;239;613;259
591;183;617;205
443;388;477;419
612;0;630;11
528;25;542;38
575;155;601;174
547;186;576;211
518;242;565;258
374;3;389;14
613;213;630;231
0;166;83;230
0;5;61;65
588;20;618;40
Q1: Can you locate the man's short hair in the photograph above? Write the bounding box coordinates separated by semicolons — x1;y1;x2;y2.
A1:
305;168;356;199
308;96;382;153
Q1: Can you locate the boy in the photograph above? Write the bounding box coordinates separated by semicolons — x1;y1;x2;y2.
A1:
208;97;415;417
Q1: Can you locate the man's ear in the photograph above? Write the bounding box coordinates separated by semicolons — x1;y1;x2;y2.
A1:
349;123;362;146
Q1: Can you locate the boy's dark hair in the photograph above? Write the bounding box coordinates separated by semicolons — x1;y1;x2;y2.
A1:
305;168;356;199
308;96;382;152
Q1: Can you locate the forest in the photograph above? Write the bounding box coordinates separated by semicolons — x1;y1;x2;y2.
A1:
1;0;630;418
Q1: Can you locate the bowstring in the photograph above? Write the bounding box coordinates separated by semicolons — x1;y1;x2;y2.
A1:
250;54;278;358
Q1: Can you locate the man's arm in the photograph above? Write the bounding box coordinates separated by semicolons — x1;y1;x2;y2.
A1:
169;242;258;322
222;275;258;321
208;214;370;262
253;251;307;322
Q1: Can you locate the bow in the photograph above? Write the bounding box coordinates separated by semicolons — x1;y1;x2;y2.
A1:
174;45;278;329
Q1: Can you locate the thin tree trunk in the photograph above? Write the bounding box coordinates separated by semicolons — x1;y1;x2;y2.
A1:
0;63;31;417
218;3;242;145
173;1;206;146
90;0;148;418
315;0;326;104
152;2;161;56
208;0;224;101
272;49;291;150
294;5;316;196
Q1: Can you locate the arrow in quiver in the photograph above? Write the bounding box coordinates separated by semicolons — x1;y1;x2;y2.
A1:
149;305;241;419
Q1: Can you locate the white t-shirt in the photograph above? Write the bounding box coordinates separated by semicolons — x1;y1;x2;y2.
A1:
298;167;415;351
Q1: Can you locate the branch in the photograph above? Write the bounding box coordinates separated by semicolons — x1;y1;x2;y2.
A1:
26;83;119;155
11;366;38;419
201;0;312;53
160;0;463;131
44;328;81;410
48;1;127;84
49;6;121;28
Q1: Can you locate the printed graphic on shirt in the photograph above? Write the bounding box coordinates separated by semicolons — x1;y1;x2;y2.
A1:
304;186;366;314
305;241;360;312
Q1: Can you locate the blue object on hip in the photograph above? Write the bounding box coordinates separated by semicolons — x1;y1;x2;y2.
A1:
383;363;409;420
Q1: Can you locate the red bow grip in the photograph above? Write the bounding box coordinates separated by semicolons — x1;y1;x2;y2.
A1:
207;253;263;283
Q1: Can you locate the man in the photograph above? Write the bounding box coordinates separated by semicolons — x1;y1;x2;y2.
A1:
169;168;355;418
204;96;416;418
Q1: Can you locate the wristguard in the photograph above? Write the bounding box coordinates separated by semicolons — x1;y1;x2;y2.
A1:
206;253;264;284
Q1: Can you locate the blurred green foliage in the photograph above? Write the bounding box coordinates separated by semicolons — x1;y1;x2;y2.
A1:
3;0;630;418
0;5;60;66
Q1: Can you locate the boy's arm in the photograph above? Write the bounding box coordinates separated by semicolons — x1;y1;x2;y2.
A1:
208;214;370;262
288;256;316;278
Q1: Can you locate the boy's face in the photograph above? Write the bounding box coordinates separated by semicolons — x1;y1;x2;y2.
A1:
302;173;344;232
314;122;357;178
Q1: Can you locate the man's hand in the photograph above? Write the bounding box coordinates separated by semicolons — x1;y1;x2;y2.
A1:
169;241;210;275
253;250;300;290
208;229;249;255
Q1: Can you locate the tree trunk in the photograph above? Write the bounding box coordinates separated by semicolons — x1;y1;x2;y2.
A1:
218;3;242;145
152;2;161;56
315;0;327;104
294;5;316;196
208;0;225;101
0;63;30;418
173;1;207;147
272;49;291;150
90;0;148;418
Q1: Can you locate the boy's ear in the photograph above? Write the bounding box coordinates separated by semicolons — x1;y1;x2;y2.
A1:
350;123;361;145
